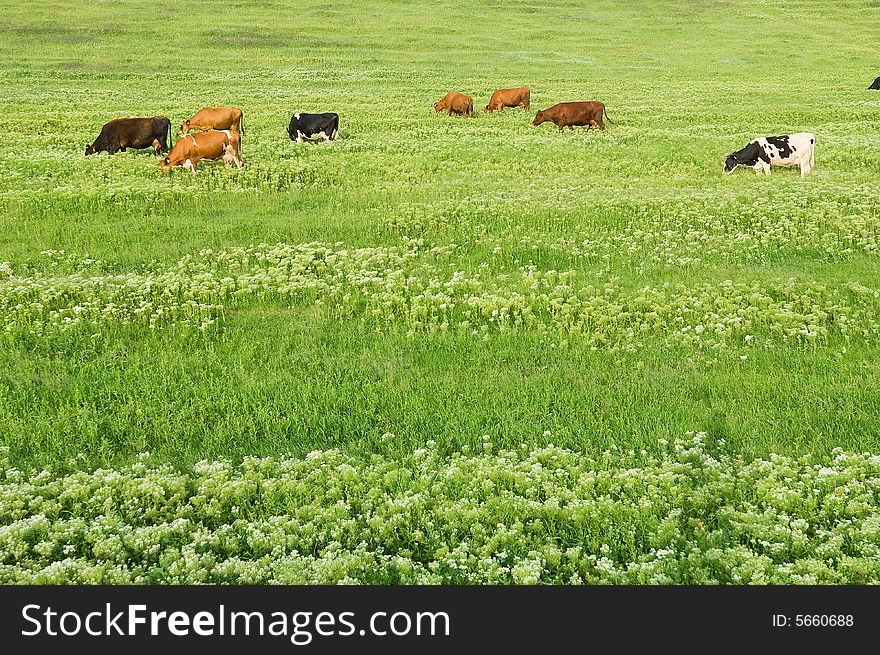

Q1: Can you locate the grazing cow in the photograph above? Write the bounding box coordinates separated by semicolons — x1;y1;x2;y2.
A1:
287;112;339;142
484;87;530;113
85;117;172;155
723;133;815;177
869;76;880;90
158;130;243;173
532;101;615;133
180;107;243;135
434;92;474;117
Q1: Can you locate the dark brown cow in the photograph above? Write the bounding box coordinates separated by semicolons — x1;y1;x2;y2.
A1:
532;101;616;133
181;107;243;135
434;92;474;117
484;87;530;113
158;130;242;173
85;117;171;155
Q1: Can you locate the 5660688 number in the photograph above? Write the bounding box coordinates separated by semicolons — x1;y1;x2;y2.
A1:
795;615;853;627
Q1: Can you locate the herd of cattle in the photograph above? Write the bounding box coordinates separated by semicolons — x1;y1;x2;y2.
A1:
82;78;880;175
83;106;340;172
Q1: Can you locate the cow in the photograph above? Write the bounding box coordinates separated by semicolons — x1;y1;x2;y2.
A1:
532;100;617;134
287;112;339;143
158;130;243;173
484;87;530;113
85;117;172;156
180;107;243;135
434;92;474;117
532;101;615;133
869;76;880;90
723;133;815;177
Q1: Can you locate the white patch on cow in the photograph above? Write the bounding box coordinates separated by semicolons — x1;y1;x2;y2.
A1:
330;129;338;140
294;113;300;120
183;158;196;174
296;131;303;144
222;143;243;169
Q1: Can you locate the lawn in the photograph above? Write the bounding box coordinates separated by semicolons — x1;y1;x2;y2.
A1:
0;0;878;583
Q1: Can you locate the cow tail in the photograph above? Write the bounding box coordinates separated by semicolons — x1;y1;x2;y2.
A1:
238;112;243;154
604;107;617;125
167;119;173;151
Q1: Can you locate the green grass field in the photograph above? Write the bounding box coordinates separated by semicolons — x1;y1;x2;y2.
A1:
1;0;879;583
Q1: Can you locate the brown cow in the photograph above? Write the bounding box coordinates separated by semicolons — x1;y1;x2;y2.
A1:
85;117;172;155
434;92;474;117
484;87;530;113
532;101;616;133
158;130;243;173
180;107;243;135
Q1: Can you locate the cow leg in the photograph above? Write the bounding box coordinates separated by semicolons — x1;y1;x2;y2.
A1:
598;119;606;131
296;131;303;144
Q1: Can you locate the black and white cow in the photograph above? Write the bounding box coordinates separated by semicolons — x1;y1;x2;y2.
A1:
723;133;815;177
287;112;339;143
869;76;880;90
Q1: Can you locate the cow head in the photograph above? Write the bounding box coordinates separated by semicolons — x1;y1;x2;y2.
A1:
532;111;546;126
434;100;444;112
180;119;190;134
158;156;172;173
722;154;739;174
84;145;96;156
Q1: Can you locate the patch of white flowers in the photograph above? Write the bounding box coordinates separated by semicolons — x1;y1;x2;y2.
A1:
0;433;878;584
1;244;878;349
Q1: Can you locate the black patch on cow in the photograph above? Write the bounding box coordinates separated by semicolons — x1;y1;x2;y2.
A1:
869;76;880;90
764;136;793;160
724;140;763;172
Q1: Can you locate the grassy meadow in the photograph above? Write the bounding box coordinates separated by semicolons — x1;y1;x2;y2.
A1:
1;0;879;583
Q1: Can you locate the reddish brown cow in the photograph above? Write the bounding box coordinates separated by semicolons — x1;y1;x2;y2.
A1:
484;87;530;113
180;107;243;135
532;101;616;133
158;130;243;173
434;92;474;117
